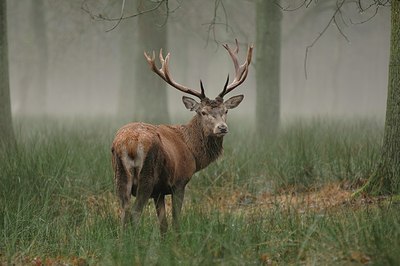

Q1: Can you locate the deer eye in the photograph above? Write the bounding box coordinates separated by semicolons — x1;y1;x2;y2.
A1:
225;110;228;114
201;111;207;116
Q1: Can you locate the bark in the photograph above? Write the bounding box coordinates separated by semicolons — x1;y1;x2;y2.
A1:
361;1;400;195
255;0;282;136
0;0;15;147
118;0;170;123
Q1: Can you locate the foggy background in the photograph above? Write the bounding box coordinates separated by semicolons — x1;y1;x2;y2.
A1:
7;0;390;123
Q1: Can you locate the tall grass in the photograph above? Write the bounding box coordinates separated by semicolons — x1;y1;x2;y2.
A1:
196;118;382;193
1;117;398;265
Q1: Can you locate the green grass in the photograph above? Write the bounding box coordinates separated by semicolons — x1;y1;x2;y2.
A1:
1;117;399;265
196;118;382;193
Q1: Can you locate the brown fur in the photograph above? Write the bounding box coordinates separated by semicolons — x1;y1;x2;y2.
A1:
112;113;225;233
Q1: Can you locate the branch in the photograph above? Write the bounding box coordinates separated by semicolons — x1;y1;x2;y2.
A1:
281;0;388;79
81;0;170;31
276;0;313;12
204;0;233;48
349;0;388;25
106;0;126;32
304;0;347;79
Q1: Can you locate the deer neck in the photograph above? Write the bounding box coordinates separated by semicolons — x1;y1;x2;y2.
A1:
181;115;224;171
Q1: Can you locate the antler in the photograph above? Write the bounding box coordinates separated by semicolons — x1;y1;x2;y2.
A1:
144;49;206;99
218;39;254;98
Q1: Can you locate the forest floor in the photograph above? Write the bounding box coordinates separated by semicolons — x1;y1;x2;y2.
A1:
1;118;399;265
4;183;395;266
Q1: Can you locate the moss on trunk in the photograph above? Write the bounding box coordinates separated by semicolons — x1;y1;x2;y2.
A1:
358;1;400;195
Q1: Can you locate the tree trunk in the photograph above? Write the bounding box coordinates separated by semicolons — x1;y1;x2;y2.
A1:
361;1;400;195
0;0;15;146
134;1;169;123
255;0;282;136
16;1;48;115
118;0;169;123
31;0;48;115
118;0;138;117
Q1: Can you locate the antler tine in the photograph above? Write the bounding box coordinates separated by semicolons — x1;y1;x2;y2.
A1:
222;43;239;74
144;50;206;99
144;50;156;73
234;39;239;53
217;74;230;99
218;40;254;98
159;49;165;65
200;80;206;97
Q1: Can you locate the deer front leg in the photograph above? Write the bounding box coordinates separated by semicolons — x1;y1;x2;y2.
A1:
154;195;168;235
172;187;185;231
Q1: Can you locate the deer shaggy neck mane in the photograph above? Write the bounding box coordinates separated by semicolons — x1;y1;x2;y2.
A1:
181;114;223;171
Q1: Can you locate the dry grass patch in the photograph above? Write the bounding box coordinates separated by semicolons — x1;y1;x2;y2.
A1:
188;183;393;215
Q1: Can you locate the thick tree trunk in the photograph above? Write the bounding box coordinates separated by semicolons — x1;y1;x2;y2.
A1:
0;0;15;146
361;1;400;195
118;0;169;123
255;0;282;136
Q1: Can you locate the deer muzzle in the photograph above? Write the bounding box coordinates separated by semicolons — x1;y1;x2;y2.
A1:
214;123;229;136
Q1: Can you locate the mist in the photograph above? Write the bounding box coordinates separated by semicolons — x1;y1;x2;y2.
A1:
7;0;390;123
3;2;400;264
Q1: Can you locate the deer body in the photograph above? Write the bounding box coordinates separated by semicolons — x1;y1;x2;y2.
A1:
112;40;253;234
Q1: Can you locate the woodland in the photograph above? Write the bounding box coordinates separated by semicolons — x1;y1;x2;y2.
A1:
0;0;399;265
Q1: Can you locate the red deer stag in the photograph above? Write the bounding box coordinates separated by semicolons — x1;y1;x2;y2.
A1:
112;40;253;234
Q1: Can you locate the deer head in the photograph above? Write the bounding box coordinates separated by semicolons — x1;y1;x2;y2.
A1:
144;39;253;137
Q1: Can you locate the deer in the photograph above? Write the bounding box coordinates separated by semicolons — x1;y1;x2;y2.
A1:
111;40;253;234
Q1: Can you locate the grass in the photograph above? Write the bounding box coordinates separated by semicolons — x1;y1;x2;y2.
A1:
1;117;399;265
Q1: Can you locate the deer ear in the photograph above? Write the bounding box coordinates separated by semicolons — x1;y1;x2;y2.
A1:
182;96;200;112
224;95;244;109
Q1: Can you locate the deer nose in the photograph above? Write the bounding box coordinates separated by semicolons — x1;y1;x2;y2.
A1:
217;124;228;133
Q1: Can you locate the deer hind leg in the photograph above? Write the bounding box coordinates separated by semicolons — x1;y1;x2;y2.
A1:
131;146;159;226
154;195;168;235
117;146;146;227
112;150;133;226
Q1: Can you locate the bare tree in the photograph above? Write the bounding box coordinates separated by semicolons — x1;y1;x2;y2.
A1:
292;0;396;195
256;0;282;136
132;0;169;123
31;0;48;114
0;0;15;146
84;0;170;122
117;0;139;117
360;0;400;195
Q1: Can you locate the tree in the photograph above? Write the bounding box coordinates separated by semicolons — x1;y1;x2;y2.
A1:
255;0;282;136
17;0;48;115
117;0;139;117
30;0;48;114
83;0;170;122
132;0;169;123
303;0;397;195
0;0;15;146
91;0;170;122
360;0;400;195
